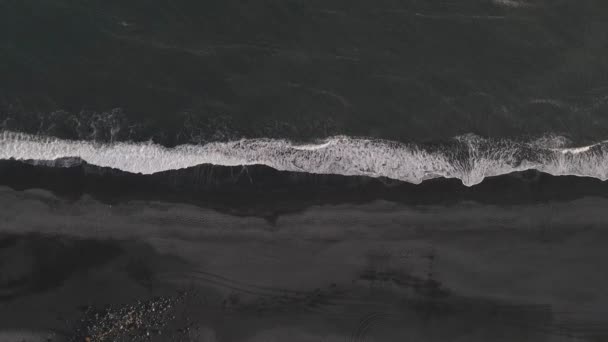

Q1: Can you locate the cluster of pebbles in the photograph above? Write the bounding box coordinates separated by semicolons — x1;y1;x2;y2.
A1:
69;295;184;342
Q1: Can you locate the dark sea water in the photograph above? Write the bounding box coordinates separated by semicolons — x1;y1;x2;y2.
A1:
2;0;608;144
2;1;608;341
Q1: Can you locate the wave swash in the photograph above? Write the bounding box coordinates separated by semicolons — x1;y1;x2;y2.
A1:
1;131;608;186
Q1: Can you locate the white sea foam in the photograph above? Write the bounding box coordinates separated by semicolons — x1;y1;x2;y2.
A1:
492;0;531;8
1;131;608;186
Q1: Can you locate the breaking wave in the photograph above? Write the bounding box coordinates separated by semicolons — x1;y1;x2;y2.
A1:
1;131;608;187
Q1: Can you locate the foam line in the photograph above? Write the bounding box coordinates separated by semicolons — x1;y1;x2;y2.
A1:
1;131;608;186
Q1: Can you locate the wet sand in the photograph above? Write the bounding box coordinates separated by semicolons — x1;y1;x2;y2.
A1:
1;184;607;341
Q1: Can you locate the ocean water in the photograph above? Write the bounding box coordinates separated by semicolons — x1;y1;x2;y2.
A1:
2;1;608;341
2;0;608;146
3;130;608;187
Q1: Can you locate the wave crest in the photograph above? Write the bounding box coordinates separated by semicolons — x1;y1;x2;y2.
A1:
1;131;607;186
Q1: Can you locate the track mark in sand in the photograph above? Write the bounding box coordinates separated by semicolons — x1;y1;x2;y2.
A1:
350;312;393;342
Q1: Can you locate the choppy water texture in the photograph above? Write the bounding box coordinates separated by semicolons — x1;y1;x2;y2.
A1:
2;0;608;144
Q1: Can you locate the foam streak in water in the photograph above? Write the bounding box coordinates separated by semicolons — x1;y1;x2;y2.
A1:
1;131;608;186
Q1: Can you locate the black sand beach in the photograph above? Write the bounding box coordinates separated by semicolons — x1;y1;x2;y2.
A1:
3;0;608;341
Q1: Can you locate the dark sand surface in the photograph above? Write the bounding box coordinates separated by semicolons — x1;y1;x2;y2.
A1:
1;184;608;341
3;159;608;217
